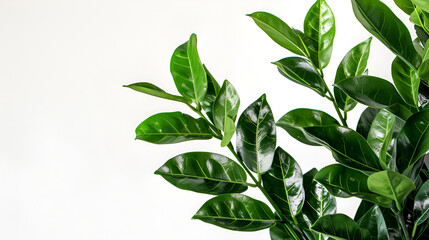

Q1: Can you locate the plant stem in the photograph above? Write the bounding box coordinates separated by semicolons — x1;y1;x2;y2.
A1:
396;211;411;240
186;103;223;139
325;89;348;127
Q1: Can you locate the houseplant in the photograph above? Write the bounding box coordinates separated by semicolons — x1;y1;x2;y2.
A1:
124;0;429;239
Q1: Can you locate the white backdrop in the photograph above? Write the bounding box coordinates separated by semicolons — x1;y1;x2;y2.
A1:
0;0;415;239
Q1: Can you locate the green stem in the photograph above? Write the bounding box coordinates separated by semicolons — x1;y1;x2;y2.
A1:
186;103;223;139
396;211;411;240
326;89;348;127
412;223;418;238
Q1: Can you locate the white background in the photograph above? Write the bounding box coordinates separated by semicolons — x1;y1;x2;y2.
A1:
0;0;415;239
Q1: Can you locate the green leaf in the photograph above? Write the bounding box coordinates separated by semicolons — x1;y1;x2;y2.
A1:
273;57;327;96
334;37;372;112
276;108;340;146
221;116;235;147
367;109;396;167
367;170;415;210
304;126;384;171
315;164;393;207
396;109;429;173
391;57;420;108
236;94;276;174
312;214;371;240
201;65;221;122
418;40;429;83
354;200;375;222
155;152;248;194
193;193;276;231
410;8;423;27
269;224;296;240
416;25;429;45
351;0;420;68
303;0;336;69
213;80;240;130
356;205;388;240
356;107;380;139
335;76;405;108
394;0;416;15
170;34;207;106
247;12;306;56
414;180;429;228
135;112;212;144
412;0;429;13
123;82;193;104
262;147;305;217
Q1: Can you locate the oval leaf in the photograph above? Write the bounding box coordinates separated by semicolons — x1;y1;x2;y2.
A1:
221;116;236;147
304;0;336;69
236;94;276;174
135;112;212;144
334;37;372;112
392;57;420;108
213;80;240;130
356;107;380;139
170;34;207;105
262;147;305;218
155;152;248;194
414;179;429;227
351;0;420;68
418;40;429;83
367;170;416;210
304;126;384;171
335;76;405;108
367;109;396;167
201;65;221;122
273;57;327;96
412;0;429;13
394;0;415;15
312;214;371;240
193;193;276;231
356;206;388;240
276;108;340;146
123;82;192;104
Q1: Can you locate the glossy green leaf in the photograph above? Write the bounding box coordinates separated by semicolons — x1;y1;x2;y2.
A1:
123;82;192;104
273;57;327;96
247;12;306;56
304;0;336;69
396;109;429;173
416;25;429;46
201;65;221;122
302;168;336;226
315;164;393;207
367;170;415;210
392;57;420;108
334;37;372;112
367;109;396;167
335;76;405;108
170;34;207;105
213;80;240;130
312;214;371;240
155;152;247;194
262;147;305;217
356;107;380;139
414;38;425;56
354;200;375;222
351;0;420;68
414;180;429;228
269;224;296;240
410;9;423;27
418;40;429;83
193;193;276;231
356;205;388;240
221;116;235;147
385;103;413;121
135;112;212;144
276;108;340;146
394;0;415;15
236;94;276;174
304;126;384;171
412;0;429;13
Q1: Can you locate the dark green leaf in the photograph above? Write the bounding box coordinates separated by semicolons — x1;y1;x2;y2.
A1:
418;40;429;83
312;214;371;240
123;82;192;104
193;193;276;231
273;57;327;96
155;152;248;194
262;147;304;217
304;126;384;171
170;34;207;105
213;80;240;130
356;205;388;240
247;12;306;56
334;37;372;112
414;179;429;227
416;25;429;46
269;224;296;240
394;0;415;15
201;65;221;122
367;109;396;167
351;0;420;68
354;200;375;222
356;107;380;139
335;76;405;108
392;57;420;108
276;108;340;146
315;164;393;207
396;109;429;173
304;0;336;69
367;170;415;210
385;103;413;121
221;116;236;147
412;0;429;13
135;112;212;144
236;94;276;174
